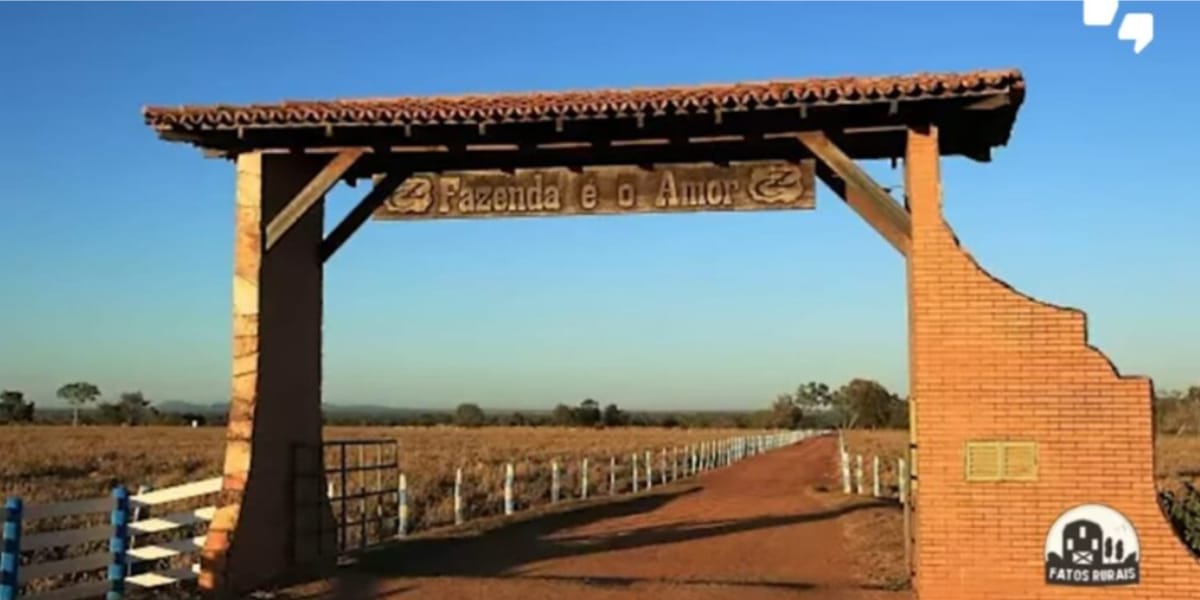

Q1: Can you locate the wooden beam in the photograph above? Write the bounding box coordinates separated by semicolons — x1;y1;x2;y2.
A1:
797;131;911;256
263;148;365;251
815;163;909;256
319;170;408;263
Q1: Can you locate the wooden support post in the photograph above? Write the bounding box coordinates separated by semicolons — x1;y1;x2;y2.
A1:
265;149;363;251
796;131;911;256
200;153;335;595
900;457;912;577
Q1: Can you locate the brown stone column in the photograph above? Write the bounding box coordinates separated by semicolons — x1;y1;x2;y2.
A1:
200;152;335;595
905;125;1199;599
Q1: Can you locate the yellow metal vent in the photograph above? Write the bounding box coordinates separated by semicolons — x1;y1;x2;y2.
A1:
965;441;1038;482
965;442;1003;482
1002;442;1039;481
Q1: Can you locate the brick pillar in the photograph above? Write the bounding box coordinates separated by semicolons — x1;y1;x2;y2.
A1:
200;152;335;595
905;124;1198;599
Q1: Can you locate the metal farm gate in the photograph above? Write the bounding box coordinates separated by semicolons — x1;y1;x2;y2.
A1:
290;439;401;564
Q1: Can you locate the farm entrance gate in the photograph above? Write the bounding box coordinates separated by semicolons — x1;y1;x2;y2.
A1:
142;68;1199;599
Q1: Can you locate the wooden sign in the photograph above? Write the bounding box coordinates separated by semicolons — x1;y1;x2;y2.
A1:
372;160;815;220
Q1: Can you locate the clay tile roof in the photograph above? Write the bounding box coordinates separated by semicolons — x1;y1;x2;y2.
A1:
142;68;1024;132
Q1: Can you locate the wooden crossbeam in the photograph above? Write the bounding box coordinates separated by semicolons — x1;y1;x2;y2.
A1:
320;170;409;263
264;148;365;251
796;131;911;256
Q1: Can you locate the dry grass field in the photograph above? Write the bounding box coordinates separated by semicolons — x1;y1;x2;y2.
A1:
2;424;769;597
0;425;757;530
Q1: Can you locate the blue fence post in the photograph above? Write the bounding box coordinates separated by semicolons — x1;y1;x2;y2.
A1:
107;486;130;600
2;497;21;600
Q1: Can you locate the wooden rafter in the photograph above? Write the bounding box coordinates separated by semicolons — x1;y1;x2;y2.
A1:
263;148;365;251
796;131;912;256
320;170;409;263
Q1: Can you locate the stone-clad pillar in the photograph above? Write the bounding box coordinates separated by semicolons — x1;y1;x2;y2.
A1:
200;152;334;595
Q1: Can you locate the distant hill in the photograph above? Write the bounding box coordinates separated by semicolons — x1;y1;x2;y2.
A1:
153;401;455;417
155;401;230;415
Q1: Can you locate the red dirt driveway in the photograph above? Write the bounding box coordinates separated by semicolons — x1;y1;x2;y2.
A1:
285;435;911;600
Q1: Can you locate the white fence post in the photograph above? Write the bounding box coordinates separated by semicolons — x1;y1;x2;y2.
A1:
632;453;639;493
397;473;408;537
609;456;616;495
551;460;560;503
898;458;908;505
873;456;881;498
581;458;589;500
645;450;653;490
841;449;852;494
660;449;667;486
855;454;865;496
454;467;463;525
504;463;514;515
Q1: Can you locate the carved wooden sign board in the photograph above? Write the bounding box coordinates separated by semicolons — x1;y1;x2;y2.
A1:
371;160;816;220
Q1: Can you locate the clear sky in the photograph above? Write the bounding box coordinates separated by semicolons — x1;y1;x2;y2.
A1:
0;1;1196;411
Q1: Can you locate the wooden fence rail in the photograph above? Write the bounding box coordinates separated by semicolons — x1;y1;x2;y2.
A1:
3;430;827;599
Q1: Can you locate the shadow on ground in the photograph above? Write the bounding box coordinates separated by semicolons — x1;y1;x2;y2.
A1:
282;482;897;599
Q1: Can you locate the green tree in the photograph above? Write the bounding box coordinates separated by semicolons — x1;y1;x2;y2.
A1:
453;403;486;427
57;381;101;426
793;381;834;412
833;378;900;429
767;393;804;429
551;403;576;426
100;391;153;426
0;390;34;423
577;398;601;427
602;403;626;427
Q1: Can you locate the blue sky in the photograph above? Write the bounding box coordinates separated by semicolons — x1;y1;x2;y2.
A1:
0;2;1196;411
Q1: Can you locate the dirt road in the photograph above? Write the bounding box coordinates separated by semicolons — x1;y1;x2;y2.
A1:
285;434;911;600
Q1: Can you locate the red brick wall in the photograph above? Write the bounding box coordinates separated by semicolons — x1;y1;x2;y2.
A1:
905;125;1199;599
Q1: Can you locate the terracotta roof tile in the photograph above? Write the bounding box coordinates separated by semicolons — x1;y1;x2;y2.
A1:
143;68;1023;131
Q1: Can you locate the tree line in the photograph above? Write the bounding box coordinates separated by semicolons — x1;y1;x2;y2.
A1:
1;384;190;426
4;380;1198;432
